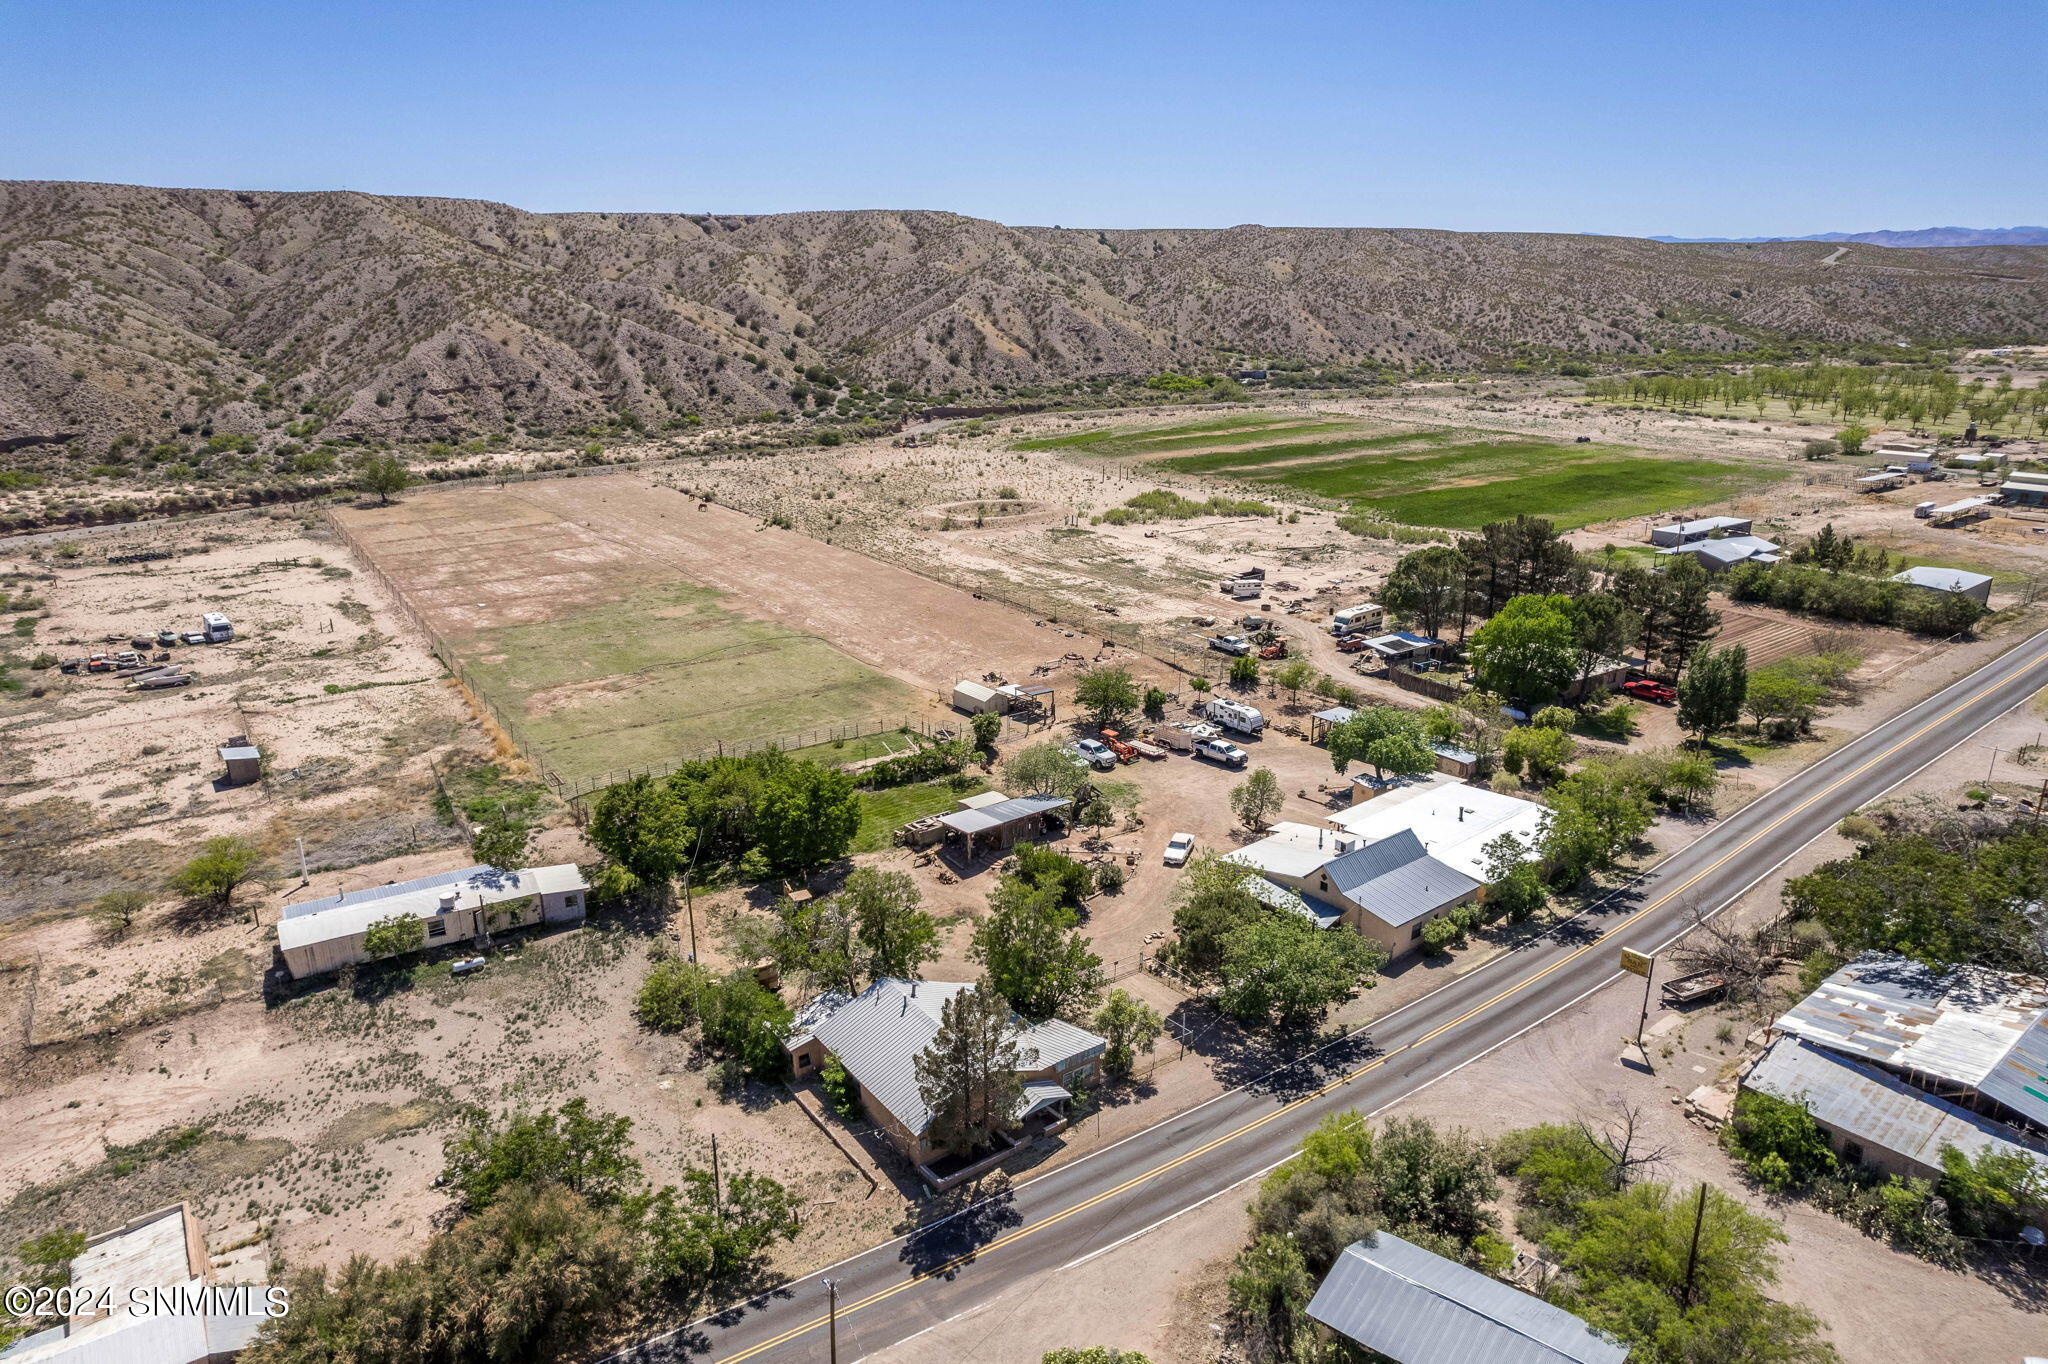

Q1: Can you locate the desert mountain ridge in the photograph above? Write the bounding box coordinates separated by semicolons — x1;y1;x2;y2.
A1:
4;180;2047;451
1653;226;2048;249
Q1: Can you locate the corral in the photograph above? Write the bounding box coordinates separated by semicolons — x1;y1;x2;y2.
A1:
332;477;1082;785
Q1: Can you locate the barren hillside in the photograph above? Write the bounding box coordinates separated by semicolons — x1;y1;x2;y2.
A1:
4;180;2047;452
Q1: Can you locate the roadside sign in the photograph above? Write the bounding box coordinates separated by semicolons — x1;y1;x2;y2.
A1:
1619;947;1654;978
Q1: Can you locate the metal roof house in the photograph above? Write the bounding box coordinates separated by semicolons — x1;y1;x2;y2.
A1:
1656;534;1780;570
1648;515;1752;547
1889;565;1993;607
784;979;1104;1185
1327;779;1552;884
1359;631;1446;664
1307;1232;1629;1364
1228;821;1480;957
276;863;589;979
1769;955;2048;1143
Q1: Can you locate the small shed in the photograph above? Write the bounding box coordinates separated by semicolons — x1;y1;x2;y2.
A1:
951;680;1004;714
218;736;261;787
1429;742;1479;779
1310;705;1355;742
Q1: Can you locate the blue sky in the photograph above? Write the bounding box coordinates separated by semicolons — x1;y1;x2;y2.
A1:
3;0;2042;237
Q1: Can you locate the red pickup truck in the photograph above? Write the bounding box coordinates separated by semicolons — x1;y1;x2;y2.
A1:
1621;678;1677;705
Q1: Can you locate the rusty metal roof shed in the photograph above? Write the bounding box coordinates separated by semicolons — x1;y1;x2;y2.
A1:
1773;955;2048;1129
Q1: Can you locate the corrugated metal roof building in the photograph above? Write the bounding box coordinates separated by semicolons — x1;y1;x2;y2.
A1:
1307;1232;1629;1364
1772;954;2048;1139
1744;1036;2047;1180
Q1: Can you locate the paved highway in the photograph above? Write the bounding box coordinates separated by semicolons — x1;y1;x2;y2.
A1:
613;626;2048;1364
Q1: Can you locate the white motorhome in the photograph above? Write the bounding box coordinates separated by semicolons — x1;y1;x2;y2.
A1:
1330;603;1386;637
1201;697;1265;736
200;612;234;643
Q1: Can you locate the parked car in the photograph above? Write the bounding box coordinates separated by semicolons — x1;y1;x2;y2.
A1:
180;631;208;645
1072;738;1118;770
156;629;179;648
1194;737;1248;767
1208;634;1253;656
1164;832;1196;867
1621;678;1677;705
1335;635;1372;653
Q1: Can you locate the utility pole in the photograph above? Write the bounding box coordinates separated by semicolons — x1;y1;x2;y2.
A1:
823;1278;840;1364
1679;1181;1710;1312
681;825;708;963
710;1134;722;1216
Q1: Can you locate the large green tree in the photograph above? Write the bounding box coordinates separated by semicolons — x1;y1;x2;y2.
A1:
1660;554;1721;673
1382;545;1471;640
1678;644;1749;743
1229;766;1285;831
1091;988;1165;1077
167;835;264;916
1002;741;1093;800
842;867;940;983
587;775;696;900
914;982;1024;1155
753;763;861;873
971;876;1105;1019
245;1184;638;1364
1326;705;1435;782
1554;1183;1838;1364
1074;665;1140;730
1215;915;1382;1030
1542;763;1655;879
1468;593;1581;706
442;1098;643;1213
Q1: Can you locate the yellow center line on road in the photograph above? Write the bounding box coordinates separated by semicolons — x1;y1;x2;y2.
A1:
713;644;2048;1363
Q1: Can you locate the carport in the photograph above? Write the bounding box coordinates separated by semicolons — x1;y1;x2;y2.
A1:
935;794;1072;859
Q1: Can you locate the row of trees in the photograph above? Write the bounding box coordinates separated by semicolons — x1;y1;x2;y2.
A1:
1382;518;1720;704
1586;363;2047;437
1726;559;1987;634
244;1099;801;1362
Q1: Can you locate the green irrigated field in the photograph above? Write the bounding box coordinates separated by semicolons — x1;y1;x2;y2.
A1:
1013;413;1345;453
1023;414;1783;530
456;582;923;784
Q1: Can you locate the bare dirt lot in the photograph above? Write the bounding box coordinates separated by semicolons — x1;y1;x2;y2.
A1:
0;512;480;927
333;476;1096;785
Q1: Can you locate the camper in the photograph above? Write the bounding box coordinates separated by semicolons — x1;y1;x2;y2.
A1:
1330;603;1385;637
200;612;234;643
1220;577;1263;600
1201;697;1265;736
